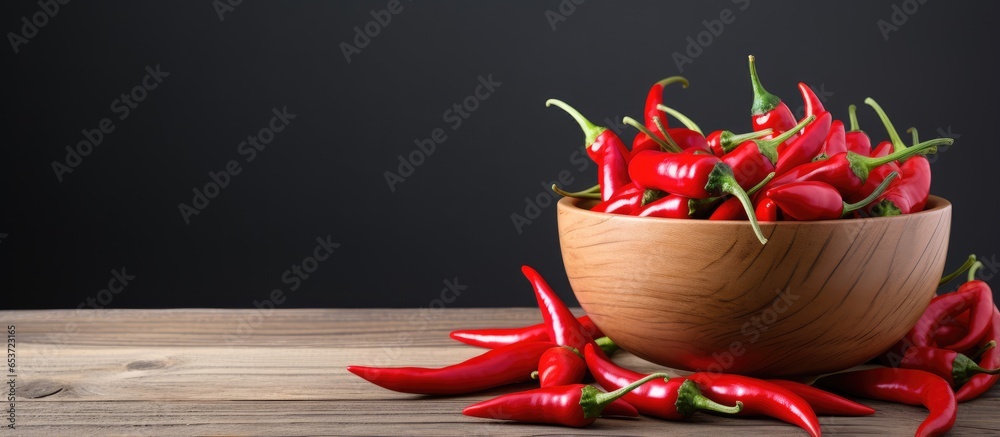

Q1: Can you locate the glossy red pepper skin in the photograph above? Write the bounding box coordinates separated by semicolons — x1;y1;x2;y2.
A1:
818;119;846;159
523;265;598;351
871;155;931;216
846;104;872;155
709;196;748;220
590;183;643;215
547;100;630;201
749;56;799;145
891;345;999;387
636;195;720;219
689;373;821;437
629;151;729;198
347;341;557;395
849;142;900;206
956;306;1000;401
774;111;832;175
819;368;956;437
537;346;587;387
915;282;995;351
724;141;776;190
449;315;603;349
707;129;773;157
797;83;825;119
755;197;779;222
582;344;741;420
633;76;689;148
767;380;875;416
766;181;846;221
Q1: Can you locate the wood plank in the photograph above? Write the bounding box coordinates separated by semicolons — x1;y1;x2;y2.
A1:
1;309;998;435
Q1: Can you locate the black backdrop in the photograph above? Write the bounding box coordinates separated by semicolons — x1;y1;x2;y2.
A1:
4;0;999;309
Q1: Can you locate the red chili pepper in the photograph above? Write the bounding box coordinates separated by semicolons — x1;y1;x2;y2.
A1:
546;99;630;201
347;341;557;395
628;150;768;243
817;119;846;160
759;137;951;198
624;116;683;157
582;344;742;420
666;127;711;153
870;140;893;158
689;373;821;437
845;104;872;155
534;346;587;387
892;345;1000;387
818;368;956;437
755;197;779;222
707;129;772;157
589;183;645;215
523;265;599;351
462;372;669;427
934;319;969;347
723;116;814;189
633;76;689;148
449;315;603;349
748;56;799;144
766;173;897;221
956;306;1000;401
706;172;776;221
767;379;875;416
636;195;721;219
797;82;825;119
847;141;900;207
913;277;995;352
773;111;832;174
864;99;936;215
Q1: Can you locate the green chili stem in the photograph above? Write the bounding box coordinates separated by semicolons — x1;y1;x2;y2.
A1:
863;97;906;153
623;116;681;153
552;184;602;199
907;127;919;147
969;261;984;282
842;172;899;215
652;115;683;152
546;99;607;146
940;255;977;286
848;104;860;132
656;104;703;135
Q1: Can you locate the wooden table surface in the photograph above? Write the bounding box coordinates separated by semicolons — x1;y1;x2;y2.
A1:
3;308;998;436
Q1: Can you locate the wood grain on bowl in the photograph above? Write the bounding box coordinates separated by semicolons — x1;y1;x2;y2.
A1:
557;196;952;377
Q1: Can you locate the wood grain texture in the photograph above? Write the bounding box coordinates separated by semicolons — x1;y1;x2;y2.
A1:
558;196;952;377
3;308;996;436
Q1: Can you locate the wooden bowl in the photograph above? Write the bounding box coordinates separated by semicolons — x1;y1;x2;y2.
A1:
557;195;952;377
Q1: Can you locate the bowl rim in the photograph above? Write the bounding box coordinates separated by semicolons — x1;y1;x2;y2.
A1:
558;195;951;226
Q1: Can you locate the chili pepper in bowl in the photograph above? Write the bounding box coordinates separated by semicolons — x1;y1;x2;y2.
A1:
636;194;722;219
706;172;775;220
633;76;689;147
797;82;825;119
707;128;773;157
347;341;557;395
748;56;799;145
765;172;898;221
755;197;780;222
462;373;669;427
582;344;742;420
722;115;814;189
864;99;933;215
845;104;872;155
449;315;603;349
628;150;769;244
624;116;683;154
766;380;874;416
818;368;956;437
546;99;630;201
588;183;646;215
523;265;600;351
688;373;821;437
812;119;845;163
773;111;832;174
533;346;587;387
657;104;703;135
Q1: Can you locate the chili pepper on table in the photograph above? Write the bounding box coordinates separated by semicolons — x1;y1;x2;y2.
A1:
773;111;832;174
707;128;772;157
688;373;821;437
956;306;1000;401
797;82;825;119
818;368;956;437
581;344;742;420
633;76;690;148
813;119;845;162
845;104;872;155
546;99;630;201
628;150;769;244
346;341;557;395
722;116;814;190
865;98;934;215
523;265;600;351
462;373;669;427
449;315;603;349
765;172;898;221
707;172;776;220
915;264;995;352
766;379;875;416
890;345;1000;387
532;346;587;387
748;56;800;147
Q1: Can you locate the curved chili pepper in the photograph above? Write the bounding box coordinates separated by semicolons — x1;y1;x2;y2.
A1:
546;99;630;201
870;140;893;158
666;127;710;153
523;265;599;351
865;99;935;215
723;116;814;189
628;150;768;244
916;275;995;352
582;344;742;420
688;373;821;437
767;380;875;416
797;82;825;119
759;137;952;198
462;373;669;427
773;111;832;174
707;172;776;221
845;104;872;155
766;173;897;221
347;341;557;395
818;368;956;437
707;129;772;157
589;182;645;215
813;119;846;162
848;141;900;206
893;345;1000;387
449;315;603;349
956;306;1000;402
633;76;689;148
636;195;721;219
755;197;779;222
534;346;587;387
748;56;799;144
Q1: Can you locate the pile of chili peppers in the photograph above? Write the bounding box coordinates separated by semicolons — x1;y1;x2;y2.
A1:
547;55;956;245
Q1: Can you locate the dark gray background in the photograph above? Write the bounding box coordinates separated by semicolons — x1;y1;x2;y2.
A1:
3;0;998;309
